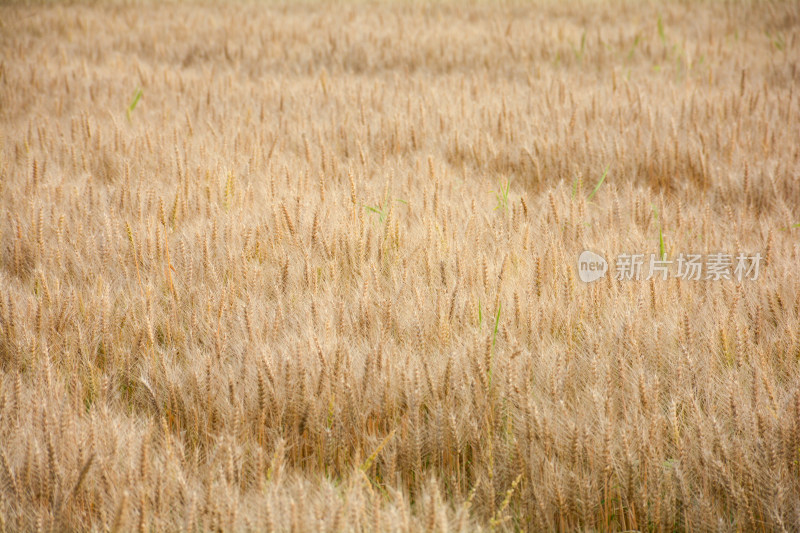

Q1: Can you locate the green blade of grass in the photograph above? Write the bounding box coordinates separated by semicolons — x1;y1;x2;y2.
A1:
651;204;666;258
587;165;609;201
488;302;501;388
127;88;143;120
491;302;501;351
628;35;640;60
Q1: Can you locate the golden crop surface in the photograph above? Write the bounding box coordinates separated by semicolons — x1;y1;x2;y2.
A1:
1;1;799;531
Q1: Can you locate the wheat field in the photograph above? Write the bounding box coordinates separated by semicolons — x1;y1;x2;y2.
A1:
1;0;799;531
